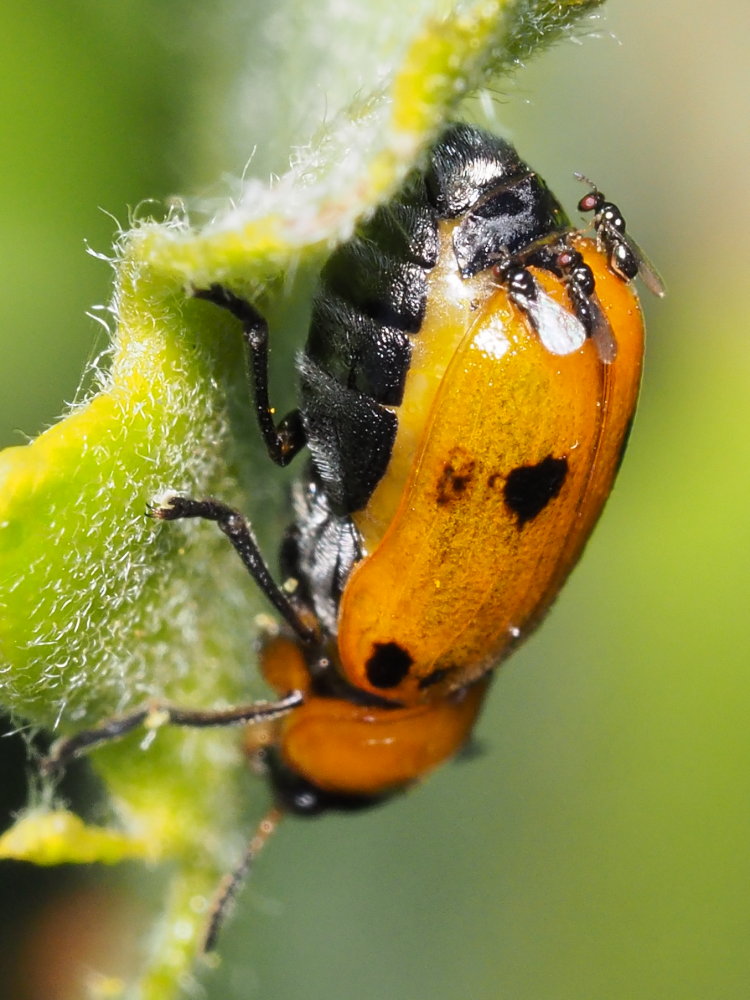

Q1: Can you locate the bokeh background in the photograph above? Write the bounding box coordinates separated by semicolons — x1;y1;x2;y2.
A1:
1;1;749;998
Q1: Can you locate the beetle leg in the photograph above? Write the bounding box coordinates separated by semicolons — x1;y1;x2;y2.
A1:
150;495;316;643
42;692;304;775
201;806;284;953
193;285;307;467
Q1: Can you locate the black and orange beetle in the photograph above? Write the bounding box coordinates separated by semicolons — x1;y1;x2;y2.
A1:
47;123;662;944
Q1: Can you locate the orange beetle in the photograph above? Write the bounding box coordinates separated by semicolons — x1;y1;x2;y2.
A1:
48;124;662;943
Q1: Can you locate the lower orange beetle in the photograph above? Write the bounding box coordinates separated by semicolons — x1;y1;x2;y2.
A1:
47;123;662;945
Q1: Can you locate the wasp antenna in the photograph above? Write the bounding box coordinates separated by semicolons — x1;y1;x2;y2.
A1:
202;806;284;953
573;171;597;189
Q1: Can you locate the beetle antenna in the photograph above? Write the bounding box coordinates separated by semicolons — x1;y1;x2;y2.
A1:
202;806;284;953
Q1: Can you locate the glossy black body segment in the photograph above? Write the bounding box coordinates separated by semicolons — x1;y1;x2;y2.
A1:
301;183;440;514
280;473;362;635
452;176;569;277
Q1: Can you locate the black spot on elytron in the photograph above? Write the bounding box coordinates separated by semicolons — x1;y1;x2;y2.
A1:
365;642;414;689
503;455;569;528
436;452;476;505
417;667;451;690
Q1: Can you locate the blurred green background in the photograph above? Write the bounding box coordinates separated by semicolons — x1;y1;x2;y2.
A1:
1;0;749;998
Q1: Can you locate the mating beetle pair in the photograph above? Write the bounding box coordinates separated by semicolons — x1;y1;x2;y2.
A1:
48;123;662;945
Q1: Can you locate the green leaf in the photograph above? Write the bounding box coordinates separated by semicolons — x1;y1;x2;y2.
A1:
0;0;604;996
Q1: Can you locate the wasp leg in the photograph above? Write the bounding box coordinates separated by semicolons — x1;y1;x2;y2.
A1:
42;692;304;775
193;285;306;467
151;495;316;644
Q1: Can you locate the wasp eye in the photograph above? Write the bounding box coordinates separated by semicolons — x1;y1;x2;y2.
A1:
578;191;601;213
